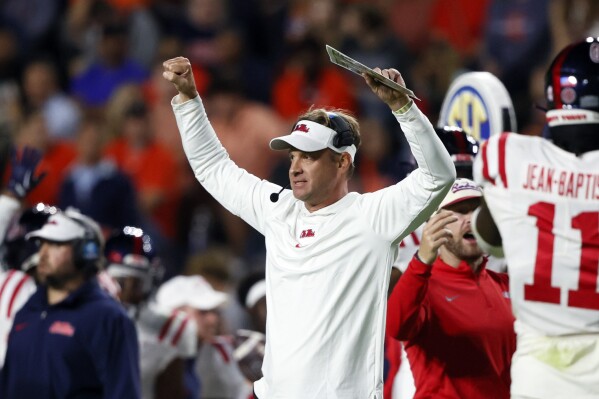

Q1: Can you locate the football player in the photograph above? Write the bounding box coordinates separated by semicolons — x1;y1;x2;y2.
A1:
472;38;599;399
1;208;140;398
0;146;46;369
105;227;195;399
235;271;267;383
0;204;49;368
152;275;253;399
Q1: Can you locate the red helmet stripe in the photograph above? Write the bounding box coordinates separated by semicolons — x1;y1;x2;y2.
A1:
454;131;467;155
133;236;143;255
552;44;574;109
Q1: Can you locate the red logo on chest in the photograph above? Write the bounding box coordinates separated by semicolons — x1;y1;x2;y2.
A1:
49;321;75;337
300;229;315;238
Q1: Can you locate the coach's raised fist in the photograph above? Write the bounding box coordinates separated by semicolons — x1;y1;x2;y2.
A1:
162;57;199;103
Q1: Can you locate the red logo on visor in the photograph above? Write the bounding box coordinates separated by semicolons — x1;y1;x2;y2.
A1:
294;124;310;133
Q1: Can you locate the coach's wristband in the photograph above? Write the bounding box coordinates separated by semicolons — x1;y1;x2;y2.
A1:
392;100;413;115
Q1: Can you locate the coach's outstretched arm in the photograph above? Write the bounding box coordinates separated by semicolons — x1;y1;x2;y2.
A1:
163;57;278;234
361;69;456;240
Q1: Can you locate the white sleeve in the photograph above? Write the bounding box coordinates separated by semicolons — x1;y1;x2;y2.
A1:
473;133;505;188
360;103;456;244
172;96;281;235
0;195;21;243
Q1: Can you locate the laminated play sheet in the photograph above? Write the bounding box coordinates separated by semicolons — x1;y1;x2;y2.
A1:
326;45;420;100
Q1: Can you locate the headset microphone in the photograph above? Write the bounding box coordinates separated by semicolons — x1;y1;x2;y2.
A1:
270;184;290;203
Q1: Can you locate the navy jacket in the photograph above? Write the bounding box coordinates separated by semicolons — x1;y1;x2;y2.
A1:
0;279;140;398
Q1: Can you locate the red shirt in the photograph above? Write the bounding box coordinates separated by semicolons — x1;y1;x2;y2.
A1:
384;334;402;399
26;142;77;206
105;139;180;238
386;256;516;399
272;67;357;120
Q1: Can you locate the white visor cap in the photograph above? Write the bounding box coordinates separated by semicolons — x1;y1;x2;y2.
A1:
26;212;86;242
270;120;357;162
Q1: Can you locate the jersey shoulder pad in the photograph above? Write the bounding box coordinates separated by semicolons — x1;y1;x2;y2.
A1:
210;335;236;364
474;132;518;188
0;270;36;320
154;309;197;357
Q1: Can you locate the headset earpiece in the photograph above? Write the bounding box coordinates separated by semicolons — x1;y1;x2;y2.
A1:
67;215;101;271
327;112;355;149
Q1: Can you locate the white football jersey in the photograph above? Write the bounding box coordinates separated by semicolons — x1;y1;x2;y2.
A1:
97;270;121;300
0;269;36;368
137;304;197;399
195;335;253;399
474;133;599;336
394;226;423;273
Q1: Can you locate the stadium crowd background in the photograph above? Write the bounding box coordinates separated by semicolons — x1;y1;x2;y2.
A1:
0;0;597;342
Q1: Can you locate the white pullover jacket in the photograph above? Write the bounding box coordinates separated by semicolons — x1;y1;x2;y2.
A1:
172;96;455;399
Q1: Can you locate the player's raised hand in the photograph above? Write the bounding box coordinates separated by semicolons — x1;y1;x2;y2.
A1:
363;68;410;112
417;210;457;264
162;57;199;103
6;146;46;199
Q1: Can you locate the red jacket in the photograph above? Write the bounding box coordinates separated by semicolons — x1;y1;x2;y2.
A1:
386;256;516;399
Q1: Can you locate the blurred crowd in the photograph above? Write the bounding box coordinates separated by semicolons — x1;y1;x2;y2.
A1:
1;0;598;273
0;0;598;398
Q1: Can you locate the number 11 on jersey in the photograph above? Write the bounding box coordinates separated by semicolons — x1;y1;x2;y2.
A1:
524;201;599;310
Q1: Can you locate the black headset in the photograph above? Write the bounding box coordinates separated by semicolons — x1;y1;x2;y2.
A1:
65;214;102;271
327;112;355;149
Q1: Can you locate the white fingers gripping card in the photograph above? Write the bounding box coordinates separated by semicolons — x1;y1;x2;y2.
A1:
326;44;420;100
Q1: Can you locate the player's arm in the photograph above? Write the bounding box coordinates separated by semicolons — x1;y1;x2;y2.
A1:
471;197;504;258
0;146;46;243
471;135;506;258
155;358;186;399
361;69;456;242
387;211;456;340
0;195;20;244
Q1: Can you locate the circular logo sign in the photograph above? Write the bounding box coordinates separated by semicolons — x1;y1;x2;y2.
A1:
442;86;490;141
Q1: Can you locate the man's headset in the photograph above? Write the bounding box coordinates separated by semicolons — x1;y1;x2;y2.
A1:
65;213;102;272
327;112;355;149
